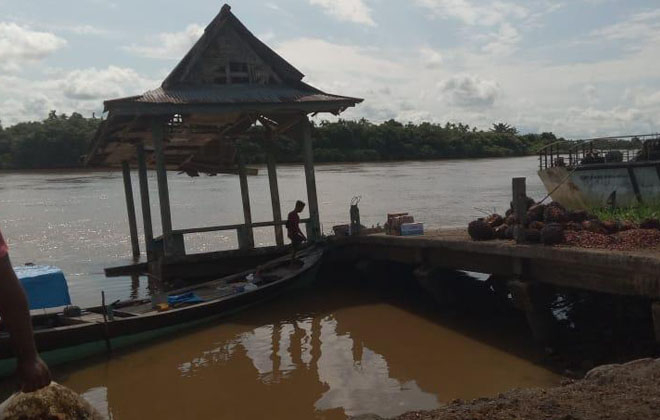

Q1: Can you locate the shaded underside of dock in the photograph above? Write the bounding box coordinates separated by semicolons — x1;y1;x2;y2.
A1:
328;229;660;343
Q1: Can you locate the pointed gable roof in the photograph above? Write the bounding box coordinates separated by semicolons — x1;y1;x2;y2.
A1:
162;4;304;88
86;4;362;170
102;4;361;115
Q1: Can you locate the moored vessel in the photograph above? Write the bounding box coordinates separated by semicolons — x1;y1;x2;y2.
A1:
538;134;660;209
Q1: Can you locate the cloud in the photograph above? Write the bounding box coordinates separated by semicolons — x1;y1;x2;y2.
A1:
68;25;110;36
438;74;500;107
61;66;155;100
0;22;67;71
590;8;660;44
413;0;528;26
481;22;520;55
308;0;376;26
419;47;443;69
0;66;157;125
123;24;204;59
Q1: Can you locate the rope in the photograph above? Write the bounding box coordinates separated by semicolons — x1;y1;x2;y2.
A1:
539;163;582;204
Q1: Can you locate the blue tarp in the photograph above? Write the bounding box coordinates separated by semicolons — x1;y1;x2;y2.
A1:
167;292;204;305
14;265;72;310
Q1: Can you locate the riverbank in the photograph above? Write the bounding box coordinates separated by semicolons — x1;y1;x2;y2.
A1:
365;358;660;420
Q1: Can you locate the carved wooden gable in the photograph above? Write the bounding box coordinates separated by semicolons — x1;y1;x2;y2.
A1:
183;25;280;86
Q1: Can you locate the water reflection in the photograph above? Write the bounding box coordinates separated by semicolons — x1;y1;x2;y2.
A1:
174;316;438;418
57;285;558;420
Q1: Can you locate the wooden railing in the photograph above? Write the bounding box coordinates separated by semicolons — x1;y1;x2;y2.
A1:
537;134;660;170
168;219;312;253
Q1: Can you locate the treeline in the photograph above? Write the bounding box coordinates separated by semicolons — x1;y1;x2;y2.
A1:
244;120;563;164
0;112;564;169
0;111;99;169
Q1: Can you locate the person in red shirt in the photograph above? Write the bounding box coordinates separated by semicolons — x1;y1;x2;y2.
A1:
286;201;307;258
0;229;51;392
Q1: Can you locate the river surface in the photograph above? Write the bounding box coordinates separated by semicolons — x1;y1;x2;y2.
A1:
0;157;555;419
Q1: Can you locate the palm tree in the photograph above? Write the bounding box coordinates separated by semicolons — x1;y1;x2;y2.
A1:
491;123;518;135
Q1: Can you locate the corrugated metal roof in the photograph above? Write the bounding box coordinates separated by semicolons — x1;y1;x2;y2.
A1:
106;84;360;107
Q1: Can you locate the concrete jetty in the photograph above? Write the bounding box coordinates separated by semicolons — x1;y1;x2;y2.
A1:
329;229;660;343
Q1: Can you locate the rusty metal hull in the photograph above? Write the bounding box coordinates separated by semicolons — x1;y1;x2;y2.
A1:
538;161;660;209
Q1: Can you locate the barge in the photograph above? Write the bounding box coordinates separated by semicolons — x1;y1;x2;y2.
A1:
538;134;660;209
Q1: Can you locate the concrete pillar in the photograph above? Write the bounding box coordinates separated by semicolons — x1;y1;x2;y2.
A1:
236;142;254;249
152;118;175;257
300;118;321;241
508;280;557;344
121;161;140;258
136;144;154;259
265;130;284;247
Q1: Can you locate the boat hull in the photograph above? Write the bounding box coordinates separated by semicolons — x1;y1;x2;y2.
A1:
0;249;322;377
538;161;660;209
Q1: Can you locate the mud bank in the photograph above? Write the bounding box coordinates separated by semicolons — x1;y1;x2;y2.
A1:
355;358;660;420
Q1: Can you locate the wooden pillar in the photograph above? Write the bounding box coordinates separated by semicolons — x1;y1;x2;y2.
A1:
508;280;557;344
236;142;255;249
300;118;321;241
266;130;284;247
652;302;660;343
136;144;154;259
152;118;175;256
512;177;527;244
121;161;140;258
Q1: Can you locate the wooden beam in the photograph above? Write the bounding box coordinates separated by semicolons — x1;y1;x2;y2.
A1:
265;129;284;246
300;117;321;241
172;218;310;236
512;178;527;244
236;141;255;249
152;118;176;256
136;144;154;259
121;161;140;258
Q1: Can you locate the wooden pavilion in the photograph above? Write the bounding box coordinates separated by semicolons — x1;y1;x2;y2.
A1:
86;4;362;279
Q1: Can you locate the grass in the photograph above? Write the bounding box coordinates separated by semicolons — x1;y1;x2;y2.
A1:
590;202;660;224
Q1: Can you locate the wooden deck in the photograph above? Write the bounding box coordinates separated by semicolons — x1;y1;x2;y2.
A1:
328;229;660;342
331;229;660;298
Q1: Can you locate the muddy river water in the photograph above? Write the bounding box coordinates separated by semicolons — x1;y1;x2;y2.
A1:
0;157;557;418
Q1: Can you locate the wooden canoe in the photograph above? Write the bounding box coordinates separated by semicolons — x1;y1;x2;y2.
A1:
0;247;323;377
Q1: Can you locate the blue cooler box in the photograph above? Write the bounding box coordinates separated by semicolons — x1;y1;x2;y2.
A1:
14;265;72;310
400;223;424;236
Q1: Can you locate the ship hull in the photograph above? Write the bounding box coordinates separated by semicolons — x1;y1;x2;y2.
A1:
538;161;660;209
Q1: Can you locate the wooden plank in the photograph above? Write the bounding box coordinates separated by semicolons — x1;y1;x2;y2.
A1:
172;218;310;236
512;177;527;244
152;119;176;256
236;142;255;249
121;161;140;258
301;118;321;241
266;130;284;246
136;144;154;258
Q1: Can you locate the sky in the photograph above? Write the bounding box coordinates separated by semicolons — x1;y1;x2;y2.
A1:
0;0;659;137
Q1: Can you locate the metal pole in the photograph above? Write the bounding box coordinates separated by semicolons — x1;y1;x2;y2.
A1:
121;161;140;258
136;144;154;259
152;118;175;256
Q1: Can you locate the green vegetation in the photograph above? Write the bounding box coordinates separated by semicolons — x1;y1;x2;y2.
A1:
0;111;99;169
0;112;564;169
590;203;660;224
242;120;563;164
